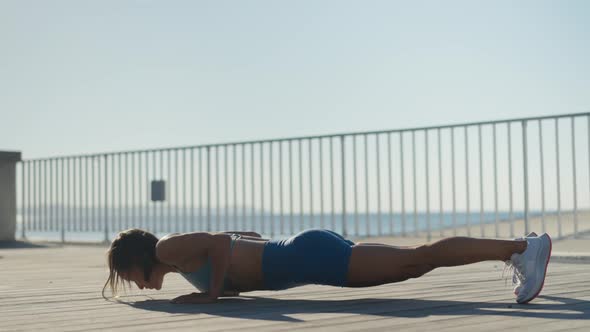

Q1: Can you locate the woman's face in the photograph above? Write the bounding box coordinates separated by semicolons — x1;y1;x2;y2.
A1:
120;265;164;290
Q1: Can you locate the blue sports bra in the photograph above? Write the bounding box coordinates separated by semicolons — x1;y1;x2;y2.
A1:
174;233;242;293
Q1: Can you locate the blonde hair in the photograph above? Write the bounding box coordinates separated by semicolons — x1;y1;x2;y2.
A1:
102;228;159;300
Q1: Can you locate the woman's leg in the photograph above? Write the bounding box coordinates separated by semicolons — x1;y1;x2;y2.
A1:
346;237;527;287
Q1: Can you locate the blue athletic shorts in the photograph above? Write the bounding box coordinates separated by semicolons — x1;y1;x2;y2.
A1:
261;229;355;290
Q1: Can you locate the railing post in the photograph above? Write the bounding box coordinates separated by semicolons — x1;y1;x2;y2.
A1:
493;124;499;238
364;134;370;236
299;141;303;232
61;158;65;243
438;128;444;238
412;131;417;237
425;130;431;242
269;142;274;236
352;136;358;236
0;151;21;241
21;161;26;240
309;139;314;228
464;127;470;237
478;125;484;238
216;147;220;232
279;142;284;234
50;159;54;232
340;136;347;237
192;148;196;232
376;134;382;237
103;155;109;244
400;132;406;237
388;133;394;235
451;128;456;236
288;141;293;234
571;117;578;237
555;119;562;238
319;139;324;229
330;138;335;231
206;146;211;232
538;120;546;234
522;120;529;235
508;123;514;238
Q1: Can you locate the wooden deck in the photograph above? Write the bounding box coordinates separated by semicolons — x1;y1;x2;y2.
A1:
1;240;589;331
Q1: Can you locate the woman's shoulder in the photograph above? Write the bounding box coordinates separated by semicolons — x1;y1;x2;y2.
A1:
159;232;180;241
156;232;210;263
156;232;232;262
159;231;214;242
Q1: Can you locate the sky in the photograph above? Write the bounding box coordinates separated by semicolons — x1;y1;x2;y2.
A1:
1;0;589;160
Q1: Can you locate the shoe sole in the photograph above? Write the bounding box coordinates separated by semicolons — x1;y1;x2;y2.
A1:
517;233;552;304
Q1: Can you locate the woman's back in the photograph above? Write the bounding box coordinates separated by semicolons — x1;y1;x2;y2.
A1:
213;236;267;292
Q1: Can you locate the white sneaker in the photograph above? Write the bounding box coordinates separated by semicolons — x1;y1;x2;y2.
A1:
509;233;552;304
512;232;537;294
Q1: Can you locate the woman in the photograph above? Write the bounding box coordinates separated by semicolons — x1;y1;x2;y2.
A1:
102;228;551;305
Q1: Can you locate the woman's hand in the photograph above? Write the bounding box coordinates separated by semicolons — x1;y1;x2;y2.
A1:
170;292;217;304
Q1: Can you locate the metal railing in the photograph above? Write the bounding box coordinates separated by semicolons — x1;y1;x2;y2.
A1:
16;112;590;242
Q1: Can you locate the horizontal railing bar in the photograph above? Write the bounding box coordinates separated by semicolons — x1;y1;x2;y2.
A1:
21;111;590;162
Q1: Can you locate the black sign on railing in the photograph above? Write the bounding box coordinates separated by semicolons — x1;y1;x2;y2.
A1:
151;180;166;202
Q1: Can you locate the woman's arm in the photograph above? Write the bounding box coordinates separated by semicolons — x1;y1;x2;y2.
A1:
156;232;232;301
207;234;232;300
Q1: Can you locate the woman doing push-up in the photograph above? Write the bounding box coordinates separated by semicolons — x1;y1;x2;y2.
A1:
102;228;551;304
